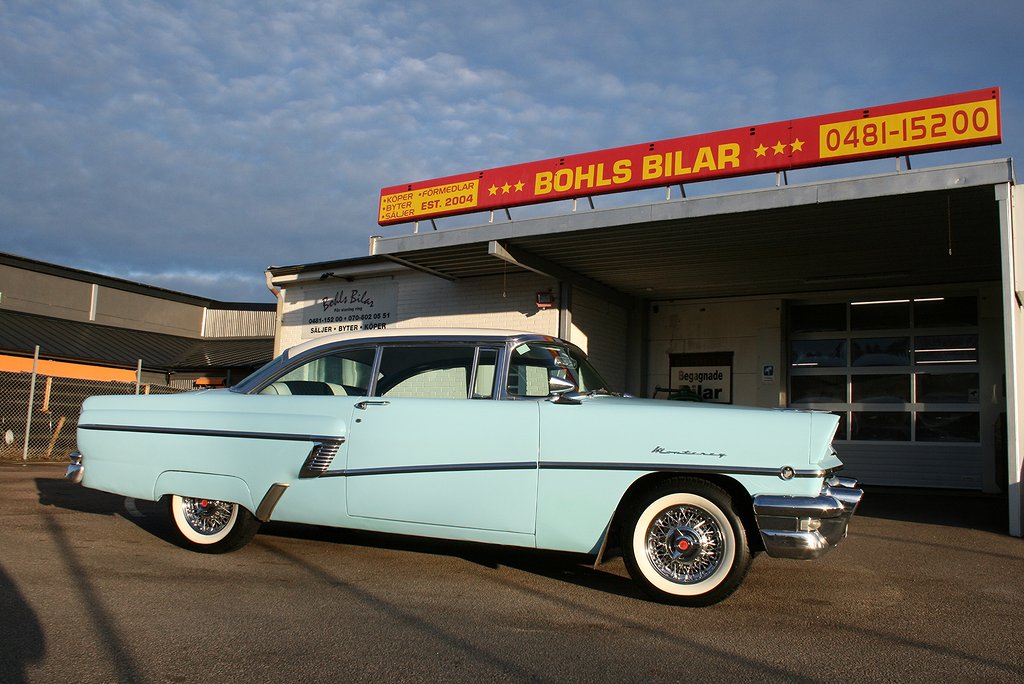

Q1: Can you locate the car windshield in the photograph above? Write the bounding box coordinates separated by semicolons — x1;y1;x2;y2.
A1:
506;342;612;397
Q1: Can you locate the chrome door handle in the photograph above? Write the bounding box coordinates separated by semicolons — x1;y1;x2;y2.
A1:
355;400;390;410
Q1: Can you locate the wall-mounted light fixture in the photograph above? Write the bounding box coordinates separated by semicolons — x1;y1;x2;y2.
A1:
535;290;554;310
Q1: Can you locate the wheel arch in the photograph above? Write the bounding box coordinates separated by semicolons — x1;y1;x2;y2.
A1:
153;471;256;513
599;471;762;563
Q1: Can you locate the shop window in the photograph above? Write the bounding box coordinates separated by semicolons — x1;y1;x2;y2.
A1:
851;337;910;366
851;374;910;404
789;293;980;445
914;334;978;365
790;303;846;333
913;296;977;328
791;340;847;367
916;373;979;403
791;375;846;403
851;299;910;330
851;411;911;441
916;412;980;442
833;412;848;440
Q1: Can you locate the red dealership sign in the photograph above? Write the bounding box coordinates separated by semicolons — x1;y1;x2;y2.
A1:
378;88;1001;226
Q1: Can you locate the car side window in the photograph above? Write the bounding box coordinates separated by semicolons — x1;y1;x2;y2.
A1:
506;363;551;397
473;348;498;399
506;342;609;397
260;348;375;396
375;346;495;399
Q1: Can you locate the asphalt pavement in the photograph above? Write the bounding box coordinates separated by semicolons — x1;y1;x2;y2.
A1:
1;462;1022;683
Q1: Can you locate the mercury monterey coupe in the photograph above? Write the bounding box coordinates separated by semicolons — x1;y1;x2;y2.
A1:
66;328;861;606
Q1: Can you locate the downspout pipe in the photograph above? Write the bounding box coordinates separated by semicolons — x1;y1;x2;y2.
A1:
264;270;285;356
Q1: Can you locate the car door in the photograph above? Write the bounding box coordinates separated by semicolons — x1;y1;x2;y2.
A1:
344;344;540;535
249;345;375;527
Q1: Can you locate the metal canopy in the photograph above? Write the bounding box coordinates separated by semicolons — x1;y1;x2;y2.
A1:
370;159;1014;302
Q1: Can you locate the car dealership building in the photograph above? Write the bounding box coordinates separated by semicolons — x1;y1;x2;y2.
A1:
266;89;1024;536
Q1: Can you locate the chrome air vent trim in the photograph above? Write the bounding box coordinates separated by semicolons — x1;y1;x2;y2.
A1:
300;440;345;478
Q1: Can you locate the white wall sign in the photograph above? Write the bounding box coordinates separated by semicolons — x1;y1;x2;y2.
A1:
669;352;733;403
298;281;398;338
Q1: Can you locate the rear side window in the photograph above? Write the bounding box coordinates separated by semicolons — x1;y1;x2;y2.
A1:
260;348;375;396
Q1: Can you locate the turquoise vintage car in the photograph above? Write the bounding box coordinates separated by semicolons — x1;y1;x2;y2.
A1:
66;328;862;606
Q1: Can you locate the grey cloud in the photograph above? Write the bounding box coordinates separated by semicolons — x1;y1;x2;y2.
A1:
2;0;1021;301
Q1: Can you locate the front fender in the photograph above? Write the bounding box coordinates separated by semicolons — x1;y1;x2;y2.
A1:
154;471;256;512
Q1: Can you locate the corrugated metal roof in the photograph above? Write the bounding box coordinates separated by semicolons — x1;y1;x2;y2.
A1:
1;251;276;309
0;309;273;371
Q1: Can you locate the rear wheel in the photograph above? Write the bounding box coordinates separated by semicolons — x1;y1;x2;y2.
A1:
621;478;751;606
168;495;260;553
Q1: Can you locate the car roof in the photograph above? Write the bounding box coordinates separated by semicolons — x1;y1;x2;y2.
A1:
282;327;556;359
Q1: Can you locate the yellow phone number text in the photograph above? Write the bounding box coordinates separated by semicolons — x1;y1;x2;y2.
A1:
819;100;998;159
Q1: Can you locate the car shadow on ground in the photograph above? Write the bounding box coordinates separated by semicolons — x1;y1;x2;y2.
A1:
35;474;1015;606
35;475;645;600
35;476;181;546
258;520;647;601
854;485;1010;534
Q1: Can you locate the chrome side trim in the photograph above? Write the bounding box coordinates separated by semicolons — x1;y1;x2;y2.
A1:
78;423;340;445
592;514;615;569
541;461;827;479
255;483;290;522
313;460;825;479
339;461;537;478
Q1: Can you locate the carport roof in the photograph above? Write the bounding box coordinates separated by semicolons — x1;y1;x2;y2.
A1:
368;159;1015;302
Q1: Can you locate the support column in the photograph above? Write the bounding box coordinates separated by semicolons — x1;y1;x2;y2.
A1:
996;183;1023;537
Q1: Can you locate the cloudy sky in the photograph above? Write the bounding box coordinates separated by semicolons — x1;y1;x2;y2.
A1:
2;1;1022;301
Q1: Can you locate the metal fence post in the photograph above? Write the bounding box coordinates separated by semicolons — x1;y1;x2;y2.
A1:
22;346;39;461
135;359;142;395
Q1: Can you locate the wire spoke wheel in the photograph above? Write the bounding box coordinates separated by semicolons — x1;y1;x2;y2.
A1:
168;494;260;553
645;504;724;585
180;497;236;536
621;478;751;606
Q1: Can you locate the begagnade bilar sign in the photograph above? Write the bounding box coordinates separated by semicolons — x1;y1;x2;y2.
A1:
378;88;1000;226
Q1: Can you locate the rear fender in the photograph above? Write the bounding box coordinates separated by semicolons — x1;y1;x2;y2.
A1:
154;471;256;512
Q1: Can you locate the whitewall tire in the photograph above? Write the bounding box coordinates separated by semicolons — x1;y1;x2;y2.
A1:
168;495;260;553
622;479;751;606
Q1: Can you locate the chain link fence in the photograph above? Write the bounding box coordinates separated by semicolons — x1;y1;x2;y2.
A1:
0;371;185;462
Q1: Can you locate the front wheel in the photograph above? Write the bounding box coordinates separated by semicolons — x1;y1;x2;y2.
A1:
168;495;260;553
621;479;751;606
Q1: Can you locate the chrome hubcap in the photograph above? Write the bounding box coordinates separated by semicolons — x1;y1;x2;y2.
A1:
645;504;724;584
180;497;234;536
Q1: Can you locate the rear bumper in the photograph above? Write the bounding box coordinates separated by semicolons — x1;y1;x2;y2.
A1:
64;451;84;484
752;476;863;560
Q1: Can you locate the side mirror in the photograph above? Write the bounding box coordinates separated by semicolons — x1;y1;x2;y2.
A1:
548;376;580;403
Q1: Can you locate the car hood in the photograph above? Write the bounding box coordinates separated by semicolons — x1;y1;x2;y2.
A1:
553;394;841;470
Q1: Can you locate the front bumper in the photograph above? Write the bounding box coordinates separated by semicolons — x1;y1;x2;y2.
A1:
64;451;84;484
752;476;863;560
